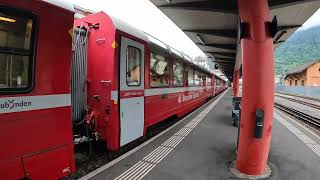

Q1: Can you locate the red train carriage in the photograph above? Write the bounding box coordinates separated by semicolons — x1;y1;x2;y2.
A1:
215;75;228;94
0;3;228;179
73;12;219;151
0;1;75;179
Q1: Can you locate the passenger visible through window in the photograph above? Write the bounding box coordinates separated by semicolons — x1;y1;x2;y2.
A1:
0;7;36;91
150;52;169;87
126;46;141;86
173;60;184;86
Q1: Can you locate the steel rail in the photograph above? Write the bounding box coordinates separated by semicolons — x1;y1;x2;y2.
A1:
275;94;320;110
274;103;320;128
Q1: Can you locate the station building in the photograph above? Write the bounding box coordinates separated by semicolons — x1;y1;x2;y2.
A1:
285;59;320;86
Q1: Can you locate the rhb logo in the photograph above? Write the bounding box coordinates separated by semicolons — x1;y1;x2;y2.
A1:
0;99;32;110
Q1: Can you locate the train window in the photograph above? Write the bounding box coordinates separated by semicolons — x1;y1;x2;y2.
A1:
0;6;37;93
216;78;222;86
126;46;141;86
150;52;169;87
206;76;212;86
173;60;184;87
187;67;194;86
194;70;201;86
201;73;206;86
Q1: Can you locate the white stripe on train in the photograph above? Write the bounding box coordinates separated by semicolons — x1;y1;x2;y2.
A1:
0;86;222;113
111;86;217;100
0;94;71;114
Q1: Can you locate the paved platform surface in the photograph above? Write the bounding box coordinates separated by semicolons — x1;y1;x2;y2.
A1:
81;89;320;180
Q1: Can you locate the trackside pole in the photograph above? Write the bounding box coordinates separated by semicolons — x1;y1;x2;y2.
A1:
236;0;275;175
233;70;240;97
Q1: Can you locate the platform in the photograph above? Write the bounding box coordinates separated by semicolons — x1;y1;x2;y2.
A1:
80;89;320;180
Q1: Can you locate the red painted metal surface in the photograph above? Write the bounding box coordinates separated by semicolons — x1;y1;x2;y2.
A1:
233;70;240;97
145;88;212;128
236;0;275;175
0;158;24;180
74;12;151;151
22;145;73;180
0;1;75;179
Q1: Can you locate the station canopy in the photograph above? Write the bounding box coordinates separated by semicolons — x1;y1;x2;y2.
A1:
150;0;320;80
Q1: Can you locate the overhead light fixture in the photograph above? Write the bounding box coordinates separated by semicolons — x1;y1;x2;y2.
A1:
196;34;205;45
0;16;16;23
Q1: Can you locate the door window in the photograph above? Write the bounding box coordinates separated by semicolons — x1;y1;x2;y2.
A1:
126;46;141;86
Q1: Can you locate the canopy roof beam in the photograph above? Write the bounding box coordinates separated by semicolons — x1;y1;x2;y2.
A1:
184;29;237;38
158;1;238;14
206;51;237;57
215;57;235;61
196;43;237;50
158;0;318;12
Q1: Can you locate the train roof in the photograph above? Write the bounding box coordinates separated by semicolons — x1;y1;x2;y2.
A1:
78;11;215;76
144;33;213;75
41;0;74;12
103;14;214;75
109;15;149;43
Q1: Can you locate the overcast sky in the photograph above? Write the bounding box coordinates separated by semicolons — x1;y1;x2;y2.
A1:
74;0;320;58
300;8;320;30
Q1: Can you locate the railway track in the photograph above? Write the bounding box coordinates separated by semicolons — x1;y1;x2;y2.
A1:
274;103;320;128
275;94;320;110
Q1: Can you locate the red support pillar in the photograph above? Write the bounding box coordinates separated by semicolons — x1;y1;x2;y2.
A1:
236;0;275;175
233;70;240;97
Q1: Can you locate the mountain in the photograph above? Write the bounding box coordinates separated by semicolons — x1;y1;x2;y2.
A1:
275;26;320;75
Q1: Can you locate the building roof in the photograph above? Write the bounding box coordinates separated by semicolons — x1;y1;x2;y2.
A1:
286;59;320;76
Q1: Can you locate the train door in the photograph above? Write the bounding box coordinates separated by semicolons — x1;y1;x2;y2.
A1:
119;36;145;146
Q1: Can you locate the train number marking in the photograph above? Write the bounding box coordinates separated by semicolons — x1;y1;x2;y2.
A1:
62;167;71;174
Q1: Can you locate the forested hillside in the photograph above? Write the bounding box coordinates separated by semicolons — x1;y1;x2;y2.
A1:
275;26;320;75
